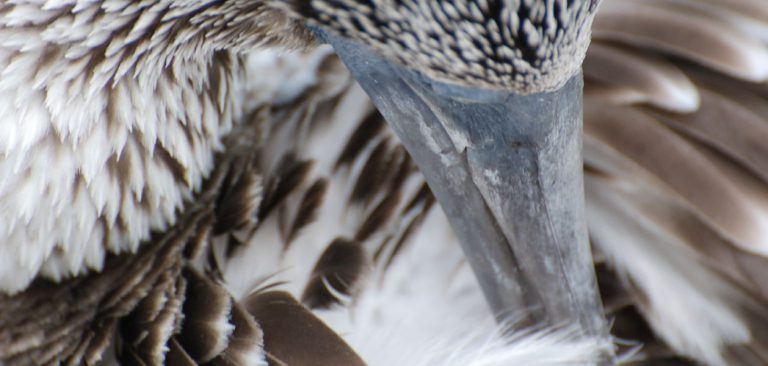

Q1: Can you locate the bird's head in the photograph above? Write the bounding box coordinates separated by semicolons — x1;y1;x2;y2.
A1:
288;0;600;94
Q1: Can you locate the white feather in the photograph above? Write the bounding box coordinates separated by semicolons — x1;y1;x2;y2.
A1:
317;208;609;366
0;0;258;293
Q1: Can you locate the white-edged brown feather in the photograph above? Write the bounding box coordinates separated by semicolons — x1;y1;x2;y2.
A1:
585;0;768;364
3;1;768;365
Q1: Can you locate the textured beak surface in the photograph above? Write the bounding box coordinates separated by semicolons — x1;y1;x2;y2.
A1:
316;29;612;356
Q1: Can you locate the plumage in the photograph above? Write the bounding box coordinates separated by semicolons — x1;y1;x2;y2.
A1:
292;0;598;92
1;0;768;365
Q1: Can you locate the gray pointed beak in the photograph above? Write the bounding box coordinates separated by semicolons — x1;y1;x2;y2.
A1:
315;29;613;359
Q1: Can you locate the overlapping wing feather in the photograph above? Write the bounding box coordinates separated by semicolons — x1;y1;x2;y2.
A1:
4;1;768;365
585;0;768;364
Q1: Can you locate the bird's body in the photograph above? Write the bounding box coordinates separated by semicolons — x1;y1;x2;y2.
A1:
1;0;768;365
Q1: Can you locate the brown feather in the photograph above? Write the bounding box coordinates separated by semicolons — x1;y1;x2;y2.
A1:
120;269;186;365
258;154;313;223
208;303;265;366
594;0;768;81
214;167;262;235
376;183;435;269
165;338;198;366
286;179;329;244
0;205;205;365
355;192;402;242
666;0;768;25
175;269;234;363
585;100;768;255
335;111;386;170
349;139;391;205
648;87;768;185
301;238;368;309
584;42;699;112
82;321;117;365
244;291;366;366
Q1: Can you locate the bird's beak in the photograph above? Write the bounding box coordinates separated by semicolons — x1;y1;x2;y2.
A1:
315;30;612;355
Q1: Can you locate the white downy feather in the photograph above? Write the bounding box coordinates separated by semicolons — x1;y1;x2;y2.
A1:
219;48;609;365
317;207;608;366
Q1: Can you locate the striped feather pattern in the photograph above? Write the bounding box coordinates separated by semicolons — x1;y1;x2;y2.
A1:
585;0;768;364
2;0;768;365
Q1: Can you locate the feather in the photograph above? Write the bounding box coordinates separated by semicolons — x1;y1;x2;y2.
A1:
648;87;768;187
244;290;366;366
584;42;699;113
585;100;768;256
286;178;328;244
355;192;403;242
164;338;198;366
4;1;768;366
585;172;763;365
175;269;235;363
349;139;393;205
301;238;368;309
257;154;313;224
334;112;386;170
315;206;608;366
120;269;186;365
208;303;266;366
213;167;262;235
594;0;768;82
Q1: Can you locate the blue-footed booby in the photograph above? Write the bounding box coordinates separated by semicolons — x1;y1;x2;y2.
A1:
1;0;768;365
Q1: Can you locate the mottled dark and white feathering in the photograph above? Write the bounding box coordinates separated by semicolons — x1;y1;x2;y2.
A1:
2;1;768;365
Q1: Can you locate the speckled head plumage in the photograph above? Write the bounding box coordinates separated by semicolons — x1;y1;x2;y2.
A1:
0;0;598;294
290;0;601;93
